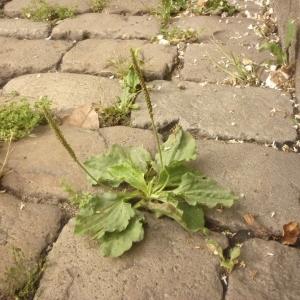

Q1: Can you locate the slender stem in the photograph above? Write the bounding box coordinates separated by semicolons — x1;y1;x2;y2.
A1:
41;105;98;183
130;48;164;168
0;132;13;178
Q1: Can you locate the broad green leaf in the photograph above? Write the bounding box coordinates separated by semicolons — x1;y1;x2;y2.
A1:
178;202;205;232
109;162;148;193
128;147;151;173
99;216;144;257
84;145;151;187
154;162;197;192
172;172;236;208
75;192;136;240
285;19;296;50
155;127;197;169
259;42;285;65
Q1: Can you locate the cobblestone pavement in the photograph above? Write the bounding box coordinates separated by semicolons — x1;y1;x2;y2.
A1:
0;0;300;299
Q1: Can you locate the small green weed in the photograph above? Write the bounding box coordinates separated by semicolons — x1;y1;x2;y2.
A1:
259;19;297;66
108;56;132;79
193;0;238;16
41;49;237;258
63;181;93;209
160;26;200;44
157;0;190;27
4;247;44;300
98;54;141;127
22;0;75;22
91;0;107;12
0;98;51;142
207;240;241;273
211;41;260;86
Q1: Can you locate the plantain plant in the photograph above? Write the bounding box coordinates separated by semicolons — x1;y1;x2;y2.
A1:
41;49;237;257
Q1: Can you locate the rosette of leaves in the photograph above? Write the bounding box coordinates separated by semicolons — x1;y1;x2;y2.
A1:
41;49;236;258
77;126;236;257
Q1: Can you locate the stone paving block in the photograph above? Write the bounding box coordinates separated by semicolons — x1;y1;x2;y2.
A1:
105;0;160;15
193;140;300;235
172;16;262;45
0;126;157;203
0;37;72;86
2;73;122;116
132;80;296;144
226;239;300;300
51;13;160;41
34;216;224;300
61;39;177;80
0;193;63;297
181;42;269;83
4;0;91;17
0;18;50;39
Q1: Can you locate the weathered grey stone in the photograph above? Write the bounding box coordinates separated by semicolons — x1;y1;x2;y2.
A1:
34;216;224;300
181;42;270;83
0;37;72;86
0;126;157;203
172;16;262;45
105;0;160;15
51;13;160;41
0;193;63;297
226;238;300;300
0;18;50;39
193;140;300;235
4;0;91;17
61;39;177;80
132;80;296;143
2;73;121;116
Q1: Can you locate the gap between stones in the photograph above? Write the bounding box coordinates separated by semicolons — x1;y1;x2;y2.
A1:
55;40;78;72
158;120;300;154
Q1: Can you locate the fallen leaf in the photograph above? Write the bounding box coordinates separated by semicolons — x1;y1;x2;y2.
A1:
243;213;255;225
282;222;300;245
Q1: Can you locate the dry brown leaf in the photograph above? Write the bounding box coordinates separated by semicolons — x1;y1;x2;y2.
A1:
64;105;99;129
282;222;300;245
243;213;255;226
